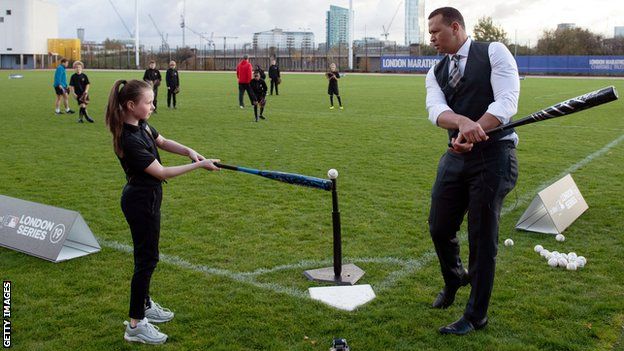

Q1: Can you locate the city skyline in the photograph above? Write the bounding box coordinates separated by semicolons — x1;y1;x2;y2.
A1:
47;0;623;49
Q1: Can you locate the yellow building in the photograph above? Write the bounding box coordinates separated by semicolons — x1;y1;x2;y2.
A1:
47;38;81;68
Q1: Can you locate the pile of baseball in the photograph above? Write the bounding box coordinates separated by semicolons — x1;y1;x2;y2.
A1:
534;245;587;271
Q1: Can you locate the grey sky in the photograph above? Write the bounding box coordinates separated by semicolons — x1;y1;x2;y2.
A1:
51;0;622;48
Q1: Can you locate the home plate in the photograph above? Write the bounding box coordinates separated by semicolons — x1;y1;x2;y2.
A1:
308;284;376;311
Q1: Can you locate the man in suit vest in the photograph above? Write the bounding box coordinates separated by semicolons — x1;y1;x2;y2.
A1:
425;7;520;335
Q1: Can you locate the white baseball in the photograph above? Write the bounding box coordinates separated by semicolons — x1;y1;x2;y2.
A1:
504;238;514;247
555;234;565;242
327;168;339;179
558;257;568;268
534;245;544;253
548;257;559;267
566;262;578;271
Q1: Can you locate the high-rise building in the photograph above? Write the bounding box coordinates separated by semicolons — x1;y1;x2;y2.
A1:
253;28;314;49
326;5;349;48
615;26;624;38
556;23;576;31
77;28;85;43
405;0;425;46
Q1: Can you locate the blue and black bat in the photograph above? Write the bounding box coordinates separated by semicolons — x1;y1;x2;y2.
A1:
214;163;333;191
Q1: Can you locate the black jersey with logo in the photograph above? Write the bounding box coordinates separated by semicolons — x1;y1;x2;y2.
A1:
69;73;90;96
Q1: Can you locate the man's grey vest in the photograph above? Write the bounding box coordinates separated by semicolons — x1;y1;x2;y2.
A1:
434;41;514;145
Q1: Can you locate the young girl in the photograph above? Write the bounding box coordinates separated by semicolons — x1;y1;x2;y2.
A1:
105;79;219;344
326;63;343;110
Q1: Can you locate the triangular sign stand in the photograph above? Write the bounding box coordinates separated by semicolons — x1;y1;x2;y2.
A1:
516;174;588;234
0;194;100;262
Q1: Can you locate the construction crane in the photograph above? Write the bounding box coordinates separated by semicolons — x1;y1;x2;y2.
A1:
381;1;402;41
180;0;186;46
148;14;169;51
108;0;133;38
215;35;239;70
185;26;215;49
108;0;140;68
217;35;239;52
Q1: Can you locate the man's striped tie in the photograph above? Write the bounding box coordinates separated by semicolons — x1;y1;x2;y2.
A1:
448;54;462;88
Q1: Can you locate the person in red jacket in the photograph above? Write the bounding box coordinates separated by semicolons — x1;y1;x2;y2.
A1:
236;54;256;109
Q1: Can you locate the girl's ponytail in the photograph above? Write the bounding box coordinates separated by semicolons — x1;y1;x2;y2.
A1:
105;79;151;158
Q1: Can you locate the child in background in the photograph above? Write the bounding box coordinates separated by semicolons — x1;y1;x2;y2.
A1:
143;60;162;113
53;58;75;115
255;64;266;80
250;71;268;122
69;61;94;123
326;63;343;110
165;61;180;109
268;59;281;95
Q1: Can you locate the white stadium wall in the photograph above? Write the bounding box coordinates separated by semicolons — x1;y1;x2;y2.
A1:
0;0;58;55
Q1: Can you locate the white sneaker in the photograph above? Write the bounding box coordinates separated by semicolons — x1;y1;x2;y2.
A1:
144;298;174;323
123;318;167;344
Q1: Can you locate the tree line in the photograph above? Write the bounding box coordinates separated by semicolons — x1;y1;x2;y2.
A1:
471;16;624;55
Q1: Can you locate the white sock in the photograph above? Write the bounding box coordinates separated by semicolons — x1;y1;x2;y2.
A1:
55;108;60;113
66;107;70;112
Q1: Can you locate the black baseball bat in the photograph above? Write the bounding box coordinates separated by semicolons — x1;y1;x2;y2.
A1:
214;163;333;191
486;86;618;134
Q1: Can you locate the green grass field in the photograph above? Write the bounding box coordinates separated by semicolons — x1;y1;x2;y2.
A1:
0;69;623;350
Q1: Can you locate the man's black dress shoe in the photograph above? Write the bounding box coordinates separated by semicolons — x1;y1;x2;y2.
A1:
439;316;488;335
431;269;470;309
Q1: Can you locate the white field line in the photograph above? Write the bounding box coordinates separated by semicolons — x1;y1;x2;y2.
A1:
98;238;309;299
98;132;624;300
501;132;624;217
532;88;602;100
530;125;623;133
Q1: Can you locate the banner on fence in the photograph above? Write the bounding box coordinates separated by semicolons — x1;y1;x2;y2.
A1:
380;55;624;75
380;56;441;72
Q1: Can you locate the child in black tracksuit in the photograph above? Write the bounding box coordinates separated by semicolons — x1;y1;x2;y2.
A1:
143;60;162;112
105;79;220;344
165;61;180;109
268;59;280;95
69;61;94;123
250;71;268;122
326;62;343;110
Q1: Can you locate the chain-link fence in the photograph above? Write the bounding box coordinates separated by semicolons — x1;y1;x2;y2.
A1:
32;41;624;75
77;42;423;72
